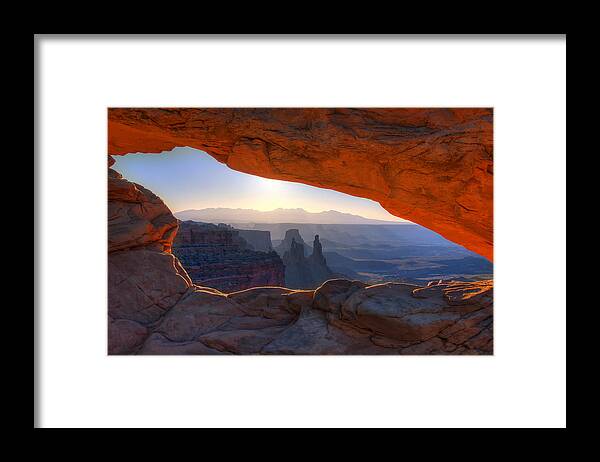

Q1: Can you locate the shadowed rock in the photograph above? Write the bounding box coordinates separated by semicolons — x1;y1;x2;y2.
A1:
275;229;311;255
281;232;336;289
172;221;284;292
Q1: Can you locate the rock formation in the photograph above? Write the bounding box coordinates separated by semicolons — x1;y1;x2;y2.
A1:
280;233;336;289
171;221;284;292
281;238;311;289
308;235;332;282
107;108;494;355
275;229;312;256
108;108;493;261
108;167;178;253
108;167;493;355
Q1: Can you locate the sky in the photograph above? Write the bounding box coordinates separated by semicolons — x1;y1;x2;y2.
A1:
112;147;406;222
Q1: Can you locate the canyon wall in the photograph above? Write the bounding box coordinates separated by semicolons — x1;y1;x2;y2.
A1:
172;221;284;292
236;229;273;252
108;168;492;355
108;108;493;260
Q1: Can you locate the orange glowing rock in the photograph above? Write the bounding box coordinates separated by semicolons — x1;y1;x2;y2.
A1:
108;108;493;261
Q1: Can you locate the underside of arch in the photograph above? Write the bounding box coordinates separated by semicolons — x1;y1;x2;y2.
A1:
107;108;493;261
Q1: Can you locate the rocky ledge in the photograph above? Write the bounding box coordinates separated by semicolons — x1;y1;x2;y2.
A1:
110;255;492;355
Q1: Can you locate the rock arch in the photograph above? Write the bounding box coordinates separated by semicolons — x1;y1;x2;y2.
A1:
108;108;493;261
107;108;494;355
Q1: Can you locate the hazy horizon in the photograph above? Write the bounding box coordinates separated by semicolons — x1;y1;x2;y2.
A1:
112;147;409;223
174;206;409;225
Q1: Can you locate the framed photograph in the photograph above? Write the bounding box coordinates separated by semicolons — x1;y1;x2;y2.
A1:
35;34;566;428
107;107;494;356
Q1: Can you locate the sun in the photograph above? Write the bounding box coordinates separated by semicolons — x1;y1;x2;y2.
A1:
254;176;283;190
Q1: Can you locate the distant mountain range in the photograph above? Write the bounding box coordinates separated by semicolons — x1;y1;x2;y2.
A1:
174;207;406;225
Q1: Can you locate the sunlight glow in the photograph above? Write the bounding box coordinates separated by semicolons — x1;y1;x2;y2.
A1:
111;147;409;223
254;176;283;191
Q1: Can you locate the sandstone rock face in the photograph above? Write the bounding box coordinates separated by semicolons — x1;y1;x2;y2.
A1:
108;171;194;354
108;168;178;253
171;221;285;292
134;279;492;355
108;108;493;260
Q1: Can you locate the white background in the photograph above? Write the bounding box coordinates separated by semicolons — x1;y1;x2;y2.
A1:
36;36;566;428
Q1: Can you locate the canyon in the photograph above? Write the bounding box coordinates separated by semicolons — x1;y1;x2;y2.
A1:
172;221;284;292
107;108;493;355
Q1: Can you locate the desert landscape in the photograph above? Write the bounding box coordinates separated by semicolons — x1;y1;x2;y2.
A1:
107;108;493;355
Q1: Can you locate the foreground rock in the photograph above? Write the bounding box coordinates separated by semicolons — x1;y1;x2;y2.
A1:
108;168;178;252
114;270;492;355
108;108;493;260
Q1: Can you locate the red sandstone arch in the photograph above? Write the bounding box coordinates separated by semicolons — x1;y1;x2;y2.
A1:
108;108;493;261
